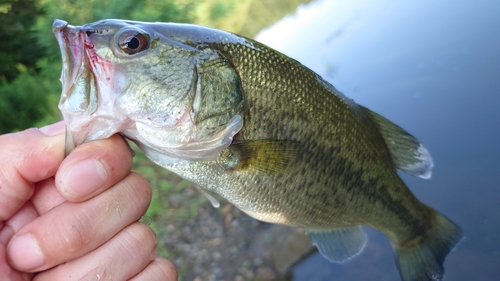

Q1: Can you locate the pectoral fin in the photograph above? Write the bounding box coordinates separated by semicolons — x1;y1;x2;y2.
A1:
306;227;367;262
226;140;300;174
193;185;220;208
362;106;433;179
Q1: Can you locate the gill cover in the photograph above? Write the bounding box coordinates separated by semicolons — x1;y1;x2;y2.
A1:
53;19;247;161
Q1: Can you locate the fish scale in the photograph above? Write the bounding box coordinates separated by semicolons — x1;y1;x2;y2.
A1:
221;41;414;227
53;19;462;281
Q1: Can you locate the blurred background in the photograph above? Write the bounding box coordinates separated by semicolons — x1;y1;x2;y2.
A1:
1;0;499;280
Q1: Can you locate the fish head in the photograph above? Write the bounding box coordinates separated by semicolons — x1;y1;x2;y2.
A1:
53;19;244;160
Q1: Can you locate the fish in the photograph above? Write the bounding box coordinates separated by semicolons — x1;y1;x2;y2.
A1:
52;19;462;281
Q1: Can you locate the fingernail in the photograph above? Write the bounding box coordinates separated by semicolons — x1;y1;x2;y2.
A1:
60;159;108;198
39;121;65;136
8;233;45;270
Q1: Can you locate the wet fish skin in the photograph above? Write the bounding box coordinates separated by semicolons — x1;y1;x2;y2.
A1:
53;19;462;281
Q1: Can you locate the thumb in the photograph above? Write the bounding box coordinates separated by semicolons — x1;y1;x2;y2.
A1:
0;122;65;223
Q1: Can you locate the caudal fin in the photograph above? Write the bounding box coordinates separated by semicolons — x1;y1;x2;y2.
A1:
395;212;463;281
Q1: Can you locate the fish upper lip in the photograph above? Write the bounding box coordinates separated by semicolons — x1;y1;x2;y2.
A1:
53;19;102;129
53;21;84;108
52;19;68;31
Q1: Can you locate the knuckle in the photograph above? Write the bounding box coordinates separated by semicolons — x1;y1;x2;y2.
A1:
131;259;178;281
125;172;152;209
71;136;133;173
0;169;33;221
157;259;178;281
125;222;157;253
86;135;133;164
55;211;95;255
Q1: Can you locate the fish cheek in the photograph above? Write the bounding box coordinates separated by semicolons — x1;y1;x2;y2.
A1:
191;57;245;138
115;53;197;127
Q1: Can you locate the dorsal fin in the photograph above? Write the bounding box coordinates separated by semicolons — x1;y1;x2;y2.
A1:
362;106;433;179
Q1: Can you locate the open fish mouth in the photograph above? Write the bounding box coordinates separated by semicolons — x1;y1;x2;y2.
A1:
53;19;96;154
53;19;98;117
53;19;130;154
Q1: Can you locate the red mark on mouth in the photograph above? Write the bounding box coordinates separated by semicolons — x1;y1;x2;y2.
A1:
80;31;113;84
82;32;99;63
84;40;94;49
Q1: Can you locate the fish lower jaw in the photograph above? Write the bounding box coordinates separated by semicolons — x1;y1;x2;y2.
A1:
65;114;133;146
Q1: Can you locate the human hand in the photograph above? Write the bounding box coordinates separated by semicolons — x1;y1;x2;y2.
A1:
0;122;177;281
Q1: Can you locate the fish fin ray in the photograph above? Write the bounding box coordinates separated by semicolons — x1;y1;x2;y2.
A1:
362;106;434;179
193;185;220;208
306;227;367;263
394;212;463;281
228;140;299;174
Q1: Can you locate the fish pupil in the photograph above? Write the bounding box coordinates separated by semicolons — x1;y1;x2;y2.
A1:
126;37;140;50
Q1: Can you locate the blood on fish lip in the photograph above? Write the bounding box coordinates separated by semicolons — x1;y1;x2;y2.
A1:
78;31;113;83
81;31;100;65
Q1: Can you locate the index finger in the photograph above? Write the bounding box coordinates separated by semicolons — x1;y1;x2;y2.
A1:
54;134;134;203
0;122;65;222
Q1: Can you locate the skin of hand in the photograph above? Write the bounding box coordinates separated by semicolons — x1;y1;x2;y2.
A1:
0;122;177;281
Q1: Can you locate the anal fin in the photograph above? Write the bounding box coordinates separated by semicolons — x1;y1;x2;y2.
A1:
306;227;367;263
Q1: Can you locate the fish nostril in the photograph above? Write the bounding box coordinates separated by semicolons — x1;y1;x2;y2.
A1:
85;30;96;37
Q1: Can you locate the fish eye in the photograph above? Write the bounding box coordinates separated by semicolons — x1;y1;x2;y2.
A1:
117;30;149;55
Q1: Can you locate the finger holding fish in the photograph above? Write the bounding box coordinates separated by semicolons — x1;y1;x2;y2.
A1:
55;134;133;202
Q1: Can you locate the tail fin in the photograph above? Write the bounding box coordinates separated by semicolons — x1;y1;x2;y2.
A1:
395;212;463;281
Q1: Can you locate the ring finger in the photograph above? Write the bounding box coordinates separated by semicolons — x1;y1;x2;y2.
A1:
33;222;158;281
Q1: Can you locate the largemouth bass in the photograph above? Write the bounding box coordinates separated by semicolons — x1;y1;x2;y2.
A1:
52;19;462;281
